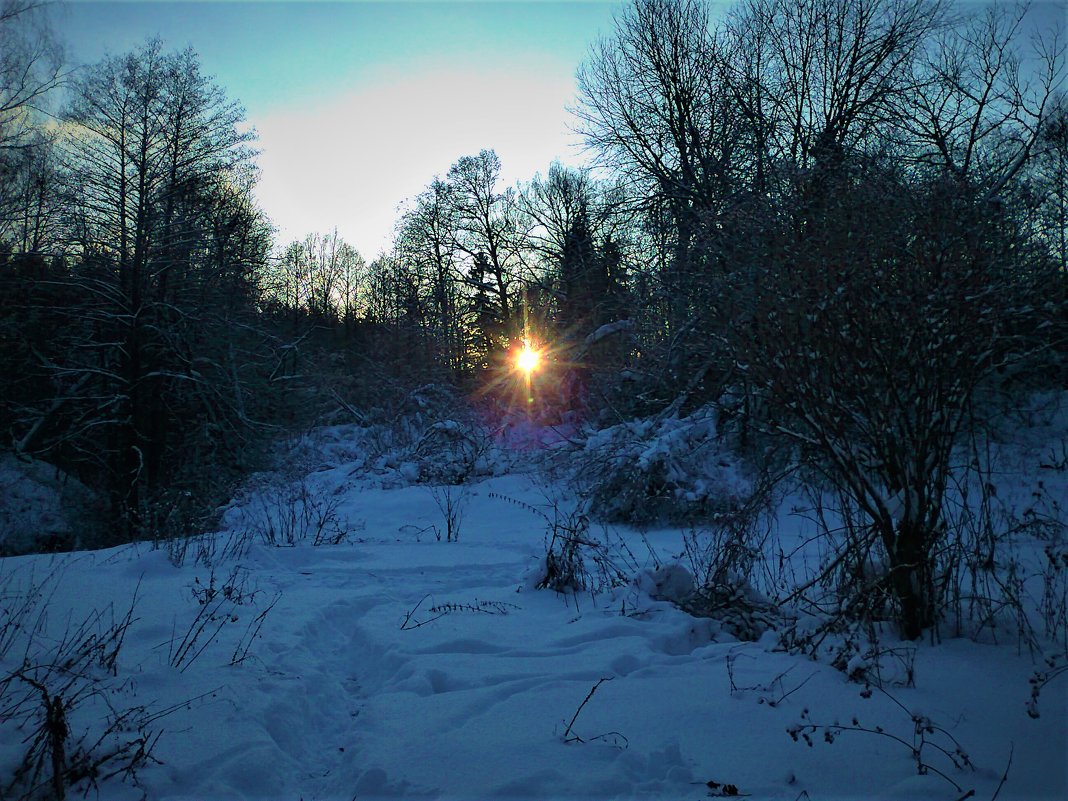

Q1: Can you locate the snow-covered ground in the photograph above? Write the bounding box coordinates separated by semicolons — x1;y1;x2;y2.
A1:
1;420;1065;800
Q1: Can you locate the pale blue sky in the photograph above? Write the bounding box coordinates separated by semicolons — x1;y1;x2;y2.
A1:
54;1;623;256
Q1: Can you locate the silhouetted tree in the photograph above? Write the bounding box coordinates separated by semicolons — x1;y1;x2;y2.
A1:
7;39;271;540
0;1;63;247
395;179;466;369
446;150;521;357
520;162;631;340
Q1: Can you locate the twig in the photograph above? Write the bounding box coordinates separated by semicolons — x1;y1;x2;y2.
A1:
330;389;366;423
563;677;612;743
987;743;1013;801
400;595;446;630
231;593;280;665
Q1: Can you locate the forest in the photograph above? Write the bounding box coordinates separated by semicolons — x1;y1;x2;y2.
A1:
2;0;1066;637
0;1;1067;796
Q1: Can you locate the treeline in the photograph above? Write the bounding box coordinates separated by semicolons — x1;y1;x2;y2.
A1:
261;152;633;388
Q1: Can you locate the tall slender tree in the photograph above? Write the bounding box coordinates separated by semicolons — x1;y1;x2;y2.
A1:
445;150;522;357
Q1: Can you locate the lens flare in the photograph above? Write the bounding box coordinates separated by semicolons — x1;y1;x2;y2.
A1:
516;343;540;375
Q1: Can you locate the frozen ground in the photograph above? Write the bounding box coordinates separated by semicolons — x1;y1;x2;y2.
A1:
0;421;1065;801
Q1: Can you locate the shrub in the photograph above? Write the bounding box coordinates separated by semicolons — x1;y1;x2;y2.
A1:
573;407;752;525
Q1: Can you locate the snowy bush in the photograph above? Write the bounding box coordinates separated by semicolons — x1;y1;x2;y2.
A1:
360;385;509;485
537;503;594;594
573;407;752;524
0;456;101;556
429;484;469;542
492;492;641;596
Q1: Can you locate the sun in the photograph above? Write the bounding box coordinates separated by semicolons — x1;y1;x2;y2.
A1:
516;342;540;375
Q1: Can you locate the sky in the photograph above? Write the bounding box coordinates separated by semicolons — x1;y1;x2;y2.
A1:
53;1;624;259
50;1;1067;260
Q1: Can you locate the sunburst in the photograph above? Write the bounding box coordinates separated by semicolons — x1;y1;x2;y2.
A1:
516;342;541;375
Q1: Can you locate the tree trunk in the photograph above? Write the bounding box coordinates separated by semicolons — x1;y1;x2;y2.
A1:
891;518;935;640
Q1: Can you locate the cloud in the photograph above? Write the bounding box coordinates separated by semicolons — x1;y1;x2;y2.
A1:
253;61;583;258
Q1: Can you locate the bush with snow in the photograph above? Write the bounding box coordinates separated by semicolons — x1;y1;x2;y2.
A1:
0;456;101;556
357;385;512;485
574;407;753;524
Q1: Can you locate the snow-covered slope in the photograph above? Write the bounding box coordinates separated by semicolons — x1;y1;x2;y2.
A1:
0;426;1065;800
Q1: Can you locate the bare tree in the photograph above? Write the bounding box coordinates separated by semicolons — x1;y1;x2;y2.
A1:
0;127;61;251
1032;94;1068;272
445;149;522;356
904;2;1064;197
0;1;63;243
519;162;632;341
395;179;466;368
335;234;366;332
575;0;741;331
360;250;439;376
297;230;363;321
520;162;629;270
0;0;63;151
732;0;945;171
574;0;765;412
575;0;729;203
20;39;270;539
261;229;366;383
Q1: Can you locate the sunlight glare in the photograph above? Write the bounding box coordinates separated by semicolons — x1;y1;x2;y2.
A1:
517;343;540;375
